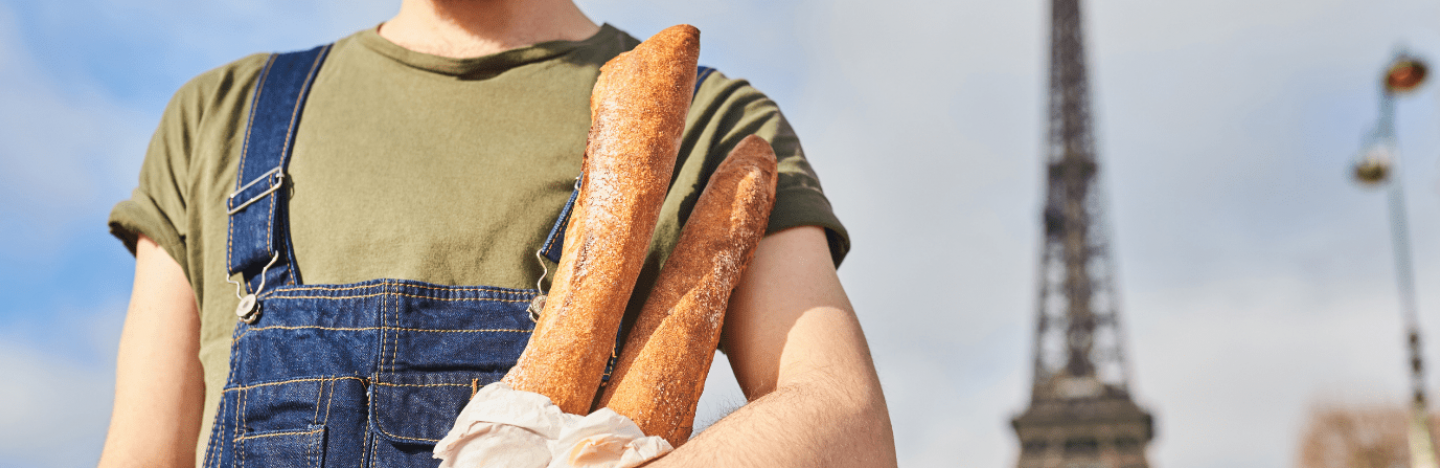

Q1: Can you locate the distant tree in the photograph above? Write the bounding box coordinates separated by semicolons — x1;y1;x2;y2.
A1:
1297;404;1438;468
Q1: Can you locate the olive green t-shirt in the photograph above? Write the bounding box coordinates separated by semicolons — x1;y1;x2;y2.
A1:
108;24;847;455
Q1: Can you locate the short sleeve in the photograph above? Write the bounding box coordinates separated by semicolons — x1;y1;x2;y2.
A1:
107;74;205;276
688;71;850;266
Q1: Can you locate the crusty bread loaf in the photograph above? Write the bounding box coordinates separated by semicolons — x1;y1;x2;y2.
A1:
598;135;778;445
502;24;700;415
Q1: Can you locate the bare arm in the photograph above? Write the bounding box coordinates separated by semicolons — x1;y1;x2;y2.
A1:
649;226;897;467
98;235;205;468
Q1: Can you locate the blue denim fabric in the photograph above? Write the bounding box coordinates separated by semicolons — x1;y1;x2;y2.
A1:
208;45;717;467
204;280;538;468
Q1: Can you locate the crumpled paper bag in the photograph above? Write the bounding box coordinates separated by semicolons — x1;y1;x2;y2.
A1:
433;382;673;468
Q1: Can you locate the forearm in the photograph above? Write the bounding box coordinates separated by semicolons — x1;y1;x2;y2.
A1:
98;235;205;468
650;305;897;468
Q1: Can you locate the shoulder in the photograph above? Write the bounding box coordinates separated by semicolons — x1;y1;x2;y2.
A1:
150;52;275;154
683;68;794;172
685;69;792;155
168;52;272;118
692;69;780;115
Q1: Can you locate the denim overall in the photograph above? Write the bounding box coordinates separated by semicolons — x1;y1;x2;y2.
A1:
203;45;716;468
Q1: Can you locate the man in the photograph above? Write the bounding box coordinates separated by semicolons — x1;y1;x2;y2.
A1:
98;1;896;466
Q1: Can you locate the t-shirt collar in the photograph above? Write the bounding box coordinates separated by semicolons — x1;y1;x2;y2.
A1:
356;23;620;76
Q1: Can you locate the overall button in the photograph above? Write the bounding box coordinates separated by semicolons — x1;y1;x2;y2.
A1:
527;295;547;321
236;294;260;323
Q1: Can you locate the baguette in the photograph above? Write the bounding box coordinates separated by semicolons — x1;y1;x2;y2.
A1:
598;135;778;445
502;24;701;415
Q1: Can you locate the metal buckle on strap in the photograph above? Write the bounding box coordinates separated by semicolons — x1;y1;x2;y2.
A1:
227;167;284;215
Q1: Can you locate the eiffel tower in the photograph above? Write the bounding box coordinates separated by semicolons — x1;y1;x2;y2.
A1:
1011;0;1154;467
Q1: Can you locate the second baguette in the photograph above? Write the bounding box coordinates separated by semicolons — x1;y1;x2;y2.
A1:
598;135;779;445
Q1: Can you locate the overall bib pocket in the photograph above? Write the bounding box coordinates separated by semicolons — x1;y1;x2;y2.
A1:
370;289;535;445
235;425;326;468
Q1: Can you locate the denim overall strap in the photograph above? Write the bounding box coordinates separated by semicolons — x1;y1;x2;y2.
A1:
695;66;716;95
226;44;333;293
536;65;718;264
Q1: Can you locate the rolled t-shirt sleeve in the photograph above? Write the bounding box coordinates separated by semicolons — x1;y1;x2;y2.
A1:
108;74;203;275
109;189;184;261
765;118;849;266
691;72;850;266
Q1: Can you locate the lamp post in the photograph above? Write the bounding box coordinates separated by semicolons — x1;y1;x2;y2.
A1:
1354;51;1434;468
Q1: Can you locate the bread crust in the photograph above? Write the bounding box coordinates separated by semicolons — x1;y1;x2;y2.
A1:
502;24;701;415
599;135;779;445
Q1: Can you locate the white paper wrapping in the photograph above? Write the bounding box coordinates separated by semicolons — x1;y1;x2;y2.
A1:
433;382;674;468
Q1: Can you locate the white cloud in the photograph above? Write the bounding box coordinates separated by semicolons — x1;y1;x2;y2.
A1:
1131;274;1414;467
0;345;115;468
0;308;122;468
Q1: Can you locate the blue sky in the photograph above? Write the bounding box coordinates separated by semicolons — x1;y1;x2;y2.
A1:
5;0;1440;467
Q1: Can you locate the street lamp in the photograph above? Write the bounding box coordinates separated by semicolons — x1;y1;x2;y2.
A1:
1353;50;1435;468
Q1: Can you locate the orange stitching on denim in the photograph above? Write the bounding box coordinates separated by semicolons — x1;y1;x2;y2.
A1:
247;325;373;332
264;293;387;301
372;422;442;444
392;293;530;303
311;427;321;468
226;318;246;468
223;376;366;394
263;291;531;303
203;397;218;468
382;280;396;380
311;379;324;425
395;327;530;333
265;181;274;265
234;427;323;442
281;282;534;294
231;321;267;344
246;325;531;333
277;282;532;295
274;284;384;294
232;358;246;468
239;386;248;468
371;381;470;388
375;283;393;445
381;280;390;379
235;322;532;341
322;379;336;425
395;283;535;294
389;287;400;377
203;393;225;468
311;427;319;468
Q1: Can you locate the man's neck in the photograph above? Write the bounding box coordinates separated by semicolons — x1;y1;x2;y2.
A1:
379;0;601;59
